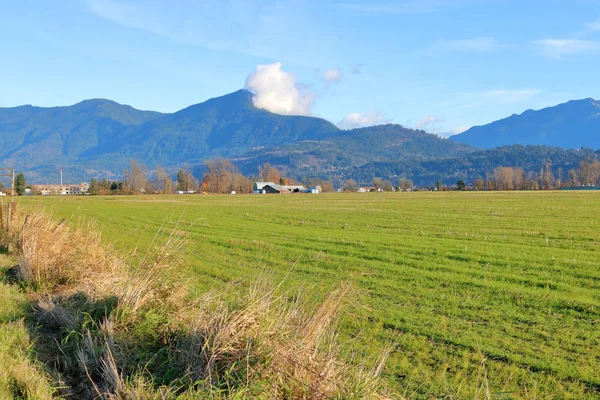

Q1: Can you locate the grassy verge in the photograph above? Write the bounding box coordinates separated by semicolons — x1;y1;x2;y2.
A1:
0;255;57;399
0;205;390;399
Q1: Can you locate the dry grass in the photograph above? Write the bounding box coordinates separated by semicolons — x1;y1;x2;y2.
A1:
172;279;390;399
1;206;118;292
0;203;390;399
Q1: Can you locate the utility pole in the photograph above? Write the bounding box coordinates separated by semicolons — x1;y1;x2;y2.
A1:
0;168;15;233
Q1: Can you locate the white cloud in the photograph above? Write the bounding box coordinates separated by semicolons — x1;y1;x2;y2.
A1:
244;62;315;116
416;115;445;131
338;111;387;129
536;39;600;58
322;67;343;84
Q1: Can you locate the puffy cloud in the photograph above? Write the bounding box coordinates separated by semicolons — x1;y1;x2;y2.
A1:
338;111;387;129
245;62;315;116
322;67;343;84
536;39;600;58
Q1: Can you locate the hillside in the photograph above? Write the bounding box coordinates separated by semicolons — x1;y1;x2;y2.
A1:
232;124;476;179
4;91;600;186
348;145;597;186
0;99;164;181
0;90;341;182
451;98;600;149
80;90;341;166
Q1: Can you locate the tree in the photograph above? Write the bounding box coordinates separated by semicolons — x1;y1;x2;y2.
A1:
176;169;186;191
373;178;384;190
156;166;169;193
398;177;413;191
456;180;466;191
164;177;173;194
436;180;442;191
473;178;485;190
381;180;394;191
258;163;282;182
203;158;237;194
15;172;26;195
344;179;357;192
123;159;146;193
304;178;334;193
568;169;578;186
232;173;253;194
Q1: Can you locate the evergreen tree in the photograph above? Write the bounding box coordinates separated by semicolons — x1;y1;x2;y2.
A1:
15;172;26;195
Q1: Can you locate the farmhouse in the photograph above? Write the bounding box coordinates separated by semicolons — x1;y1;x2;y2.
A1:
31;182;90;195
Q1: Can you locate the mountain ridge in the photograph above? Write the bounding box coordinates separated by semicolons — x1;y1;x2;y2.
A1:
2;91;599;186
451;98;600;149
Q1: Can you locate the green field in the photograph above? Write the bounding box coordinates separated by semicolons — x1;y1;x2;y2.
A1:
16;192;600;398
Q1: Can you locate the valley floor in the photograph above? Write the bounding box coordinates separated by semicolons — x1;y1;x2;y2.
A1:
6;191;600;398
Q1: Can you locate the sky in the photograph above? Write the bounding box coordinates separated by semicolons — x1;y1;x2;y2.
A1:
2;0;600;136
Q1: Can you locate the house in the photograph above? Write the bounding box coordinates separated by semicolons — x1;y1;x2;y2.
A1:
31;182;89;195
253;182;316;194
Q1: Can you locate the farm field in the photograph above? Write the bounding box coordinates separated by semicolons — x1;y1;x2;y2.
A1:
16;191;600;398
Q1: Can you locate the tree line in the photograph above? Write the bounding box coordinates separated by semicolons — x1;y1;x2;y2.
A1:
471;159;600;190
12;156;600;197
88;159;337;195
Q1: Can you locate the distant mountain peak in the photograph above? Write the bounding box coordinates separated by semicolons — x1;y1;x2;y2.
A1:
452;97;600;150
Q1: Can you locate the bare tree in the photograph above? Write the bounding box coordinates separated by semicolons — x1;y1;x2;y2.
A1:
123;159;146;193
156;165;169;193
204;158;237;193
373;178;384;190
258;163;282;182
344;179;357;192
398;177;413;191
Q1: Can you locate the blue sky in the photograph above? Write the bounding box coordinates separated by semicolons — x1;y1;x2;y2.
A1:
2;0;600;135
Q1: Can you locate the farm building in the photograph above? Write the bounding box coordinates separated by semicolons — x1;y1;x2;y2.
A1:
31;182;90;195
253;182;319;194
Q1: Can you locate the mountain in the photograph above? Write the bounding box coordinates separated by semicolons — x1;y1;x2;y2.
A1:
5;90;594;187
79;90;340;166
0;99;164;180
451;98;600;149
232;124;475;179
347;145;597;187
0;90;340;182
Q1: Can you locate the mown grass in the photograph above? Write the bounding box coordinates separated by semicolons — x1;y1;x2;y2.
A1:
15;191;600;398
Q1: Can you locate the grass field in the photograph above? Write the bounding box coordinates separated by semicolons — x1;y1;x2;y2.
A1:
13;191;600;398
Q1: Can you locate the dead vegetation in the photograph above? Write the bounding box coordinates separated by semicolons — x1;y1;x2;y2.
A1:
0;203;390;399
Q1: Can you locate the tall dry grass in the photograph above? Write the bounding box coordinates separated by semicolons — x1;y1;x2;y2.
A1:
1;203;391;399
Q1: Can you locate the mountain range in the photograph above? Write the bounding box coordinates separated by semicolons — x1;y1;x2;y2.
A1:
451;98;600;149
1;90;599;186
